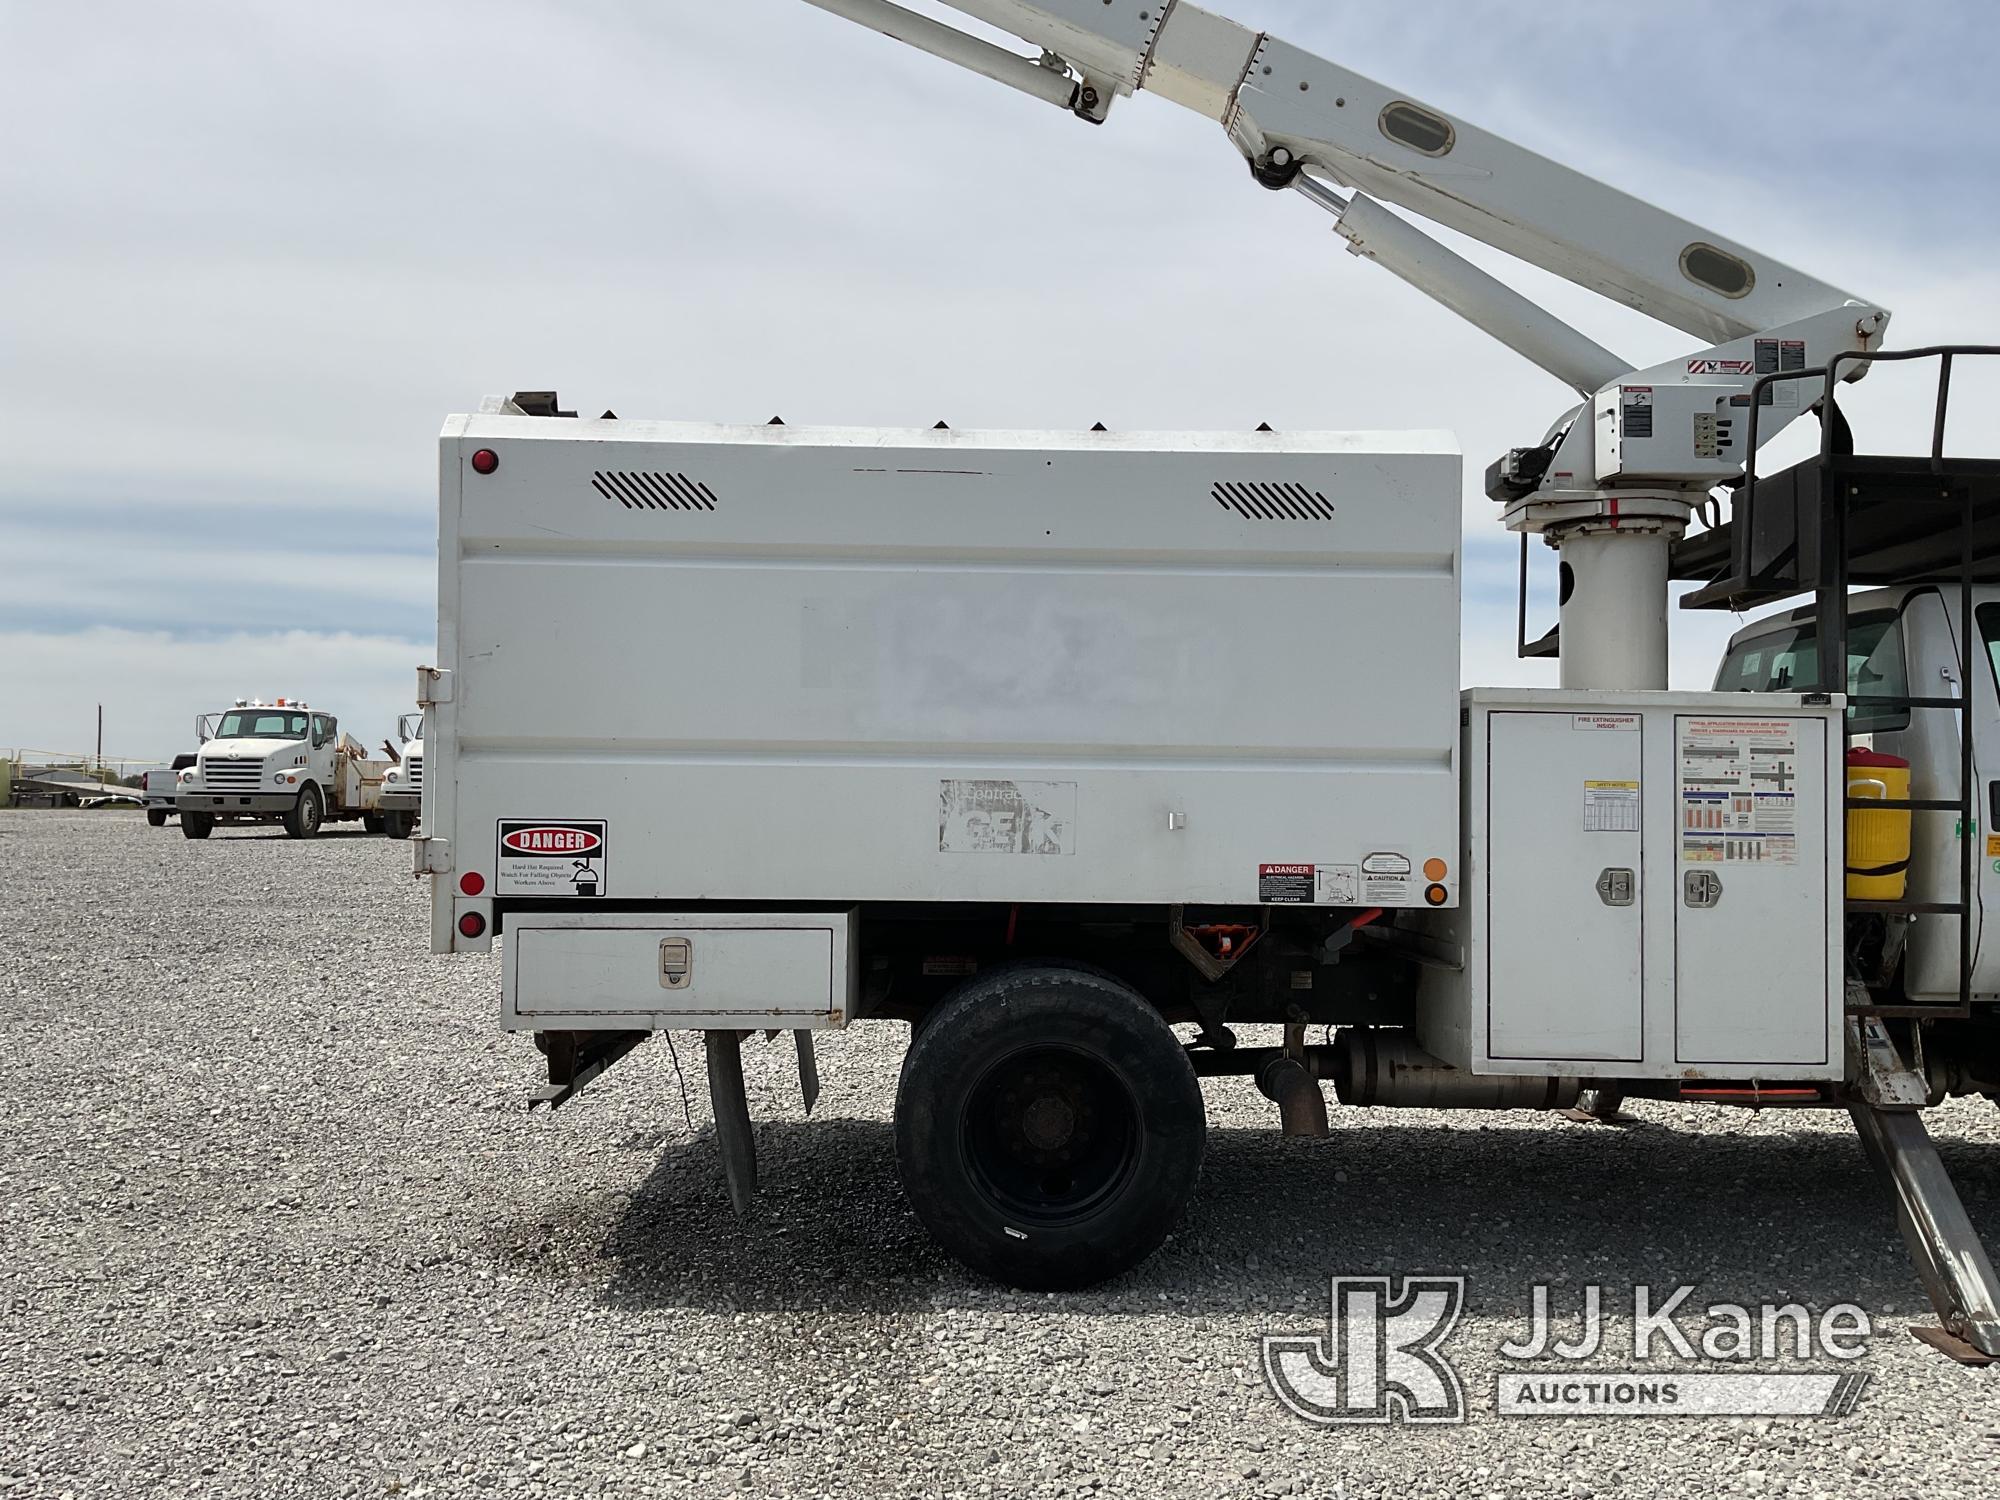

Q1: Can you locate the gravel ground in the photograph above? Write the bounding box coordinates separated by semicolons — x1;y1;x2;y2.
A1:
4;808;1999;1498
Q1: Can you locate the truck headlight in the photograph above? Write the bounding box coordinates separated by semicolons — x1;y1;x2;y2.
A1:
179;769;196;784
385;767;401;783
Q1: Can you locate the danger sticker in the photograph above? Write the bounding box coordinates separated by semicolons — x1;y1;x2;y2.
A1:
496;819;608;897
1260;863;1315;904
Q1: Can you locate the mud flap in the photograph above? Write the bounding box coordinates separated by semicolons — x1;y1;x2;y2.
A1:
795;1030;821;1115
706;1029;758;1214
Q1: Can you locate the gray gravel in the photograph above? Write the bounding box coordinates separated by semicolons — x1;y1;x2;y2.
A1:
5;808;2000;1498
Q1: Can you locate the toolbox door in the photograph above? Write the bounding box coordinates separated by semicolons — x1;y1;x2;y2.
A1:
1486;711;1644;1061
1673;714;1832;1066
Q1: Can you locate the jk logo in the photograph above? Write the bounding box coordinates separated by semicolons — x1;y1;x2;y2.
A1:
1261;1277;1467;1425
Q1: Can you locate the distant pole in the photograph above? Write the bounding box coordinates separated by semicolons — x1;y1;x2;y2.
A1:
96;704;103;771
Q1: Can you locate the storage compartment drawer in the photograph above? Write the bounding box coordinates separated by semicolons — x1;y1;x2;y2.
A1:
502;911;856;1031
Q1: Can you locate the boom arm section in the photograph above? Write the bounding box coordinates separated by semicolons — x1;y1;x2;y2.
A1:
944;1;1875;346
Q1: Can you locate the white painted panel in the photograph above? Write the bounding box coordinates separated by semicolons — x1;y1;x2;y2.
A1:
1674;715;1831;1066
1486;711;1643;1062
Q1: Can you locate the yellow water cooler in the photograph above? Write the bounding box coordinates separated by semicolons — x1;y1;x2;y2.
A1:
1846;747;1913;901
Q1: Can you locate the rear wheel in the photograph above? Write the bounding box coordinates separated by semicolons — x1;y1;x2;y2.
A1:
381;811;415;840
362;813;384;835
180;812;213;840
282;784;324;839
146;809;168;828
894;963;1205;1290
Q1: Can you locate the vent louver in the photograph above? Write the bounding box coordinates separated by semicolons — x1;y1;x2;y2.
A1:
592;471;718;512
1213;481;1336;521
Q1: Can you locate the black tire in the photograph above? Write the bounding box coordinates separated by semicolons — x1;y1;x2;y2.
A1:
181;812;213;840
895;963;1205;1290
382;811;415;841
146;809;168;828
362;814;384;835
283;784;324;840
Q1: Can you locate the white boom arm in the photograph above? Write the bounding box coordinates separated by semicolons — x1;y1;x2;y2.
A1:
798;0;1892;691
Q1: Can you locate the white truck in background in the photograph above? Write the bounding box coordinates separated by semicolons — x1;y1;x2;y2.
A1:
376;712;423;840
176;699;389;840
141;768;181;827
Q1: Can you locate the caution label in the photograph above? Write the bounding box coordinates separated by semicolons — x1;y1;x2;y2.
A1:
496;819;609;897
1362;850;1413;905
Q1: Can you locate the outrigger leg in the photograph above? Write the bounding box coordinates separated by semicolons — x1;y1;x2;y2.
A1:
1848;1019;2000;1363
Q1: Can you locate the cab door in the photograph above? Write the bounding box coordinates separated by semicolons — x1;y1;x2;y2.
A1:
1890;589;2000;1001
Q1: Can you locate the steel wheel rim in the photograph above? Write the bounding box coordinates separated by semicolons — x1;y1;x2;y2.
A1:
960;1043;1141;1228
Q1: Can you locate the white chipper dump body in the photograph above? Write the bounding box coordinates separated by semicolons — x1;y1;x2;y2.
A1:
428;418;1463;930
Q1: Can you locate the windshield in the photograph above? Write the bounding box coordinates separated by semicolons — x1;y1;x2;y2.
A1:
211;711;309;741
1713;609;1908;733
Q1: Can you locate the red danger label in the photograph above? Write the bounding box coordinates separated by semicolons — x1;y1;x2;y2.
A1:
495;819;609;898
1259;863;1315;904
502;826;602;854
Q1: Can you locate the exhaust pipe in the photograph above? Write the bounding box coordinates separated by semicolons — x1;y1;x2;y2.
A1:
1257;1054;1330;1138
1331;1030;1581;1111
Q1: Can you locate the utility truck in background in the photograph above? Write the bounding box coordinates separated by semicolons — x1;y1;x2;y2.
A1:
141;768;181;827
376;712;423;841
177;700;389;839
418;0;2000;1358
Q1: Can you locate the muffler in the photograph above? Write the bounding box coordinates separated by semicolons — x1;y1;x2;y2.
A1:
1331;1030;1580;1111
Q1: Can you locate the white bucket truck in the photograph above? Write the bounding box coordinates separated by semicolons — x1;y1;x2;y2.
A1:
413;0;2000;1357
376;712;423;841
177;699;388;839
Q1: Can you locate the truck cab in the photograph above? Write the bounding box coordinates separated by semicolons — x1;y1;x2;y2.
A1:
376;712;423;840
176;699;387;840
1717;586;2000;1003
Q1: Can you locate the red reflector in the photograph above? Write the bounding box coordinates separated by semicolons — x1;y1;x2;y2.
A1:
470;448;499;475
459;912;487;939
459;871;486;896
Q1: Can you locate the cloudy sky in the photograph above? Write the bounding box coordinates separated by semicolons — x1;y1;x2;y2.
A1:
3;0;1996;766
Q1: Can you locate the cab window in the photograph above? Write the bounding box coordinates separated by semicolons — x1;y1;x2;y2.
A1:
1978;604;2000;703
311;714;335;748
1713;609;1909;733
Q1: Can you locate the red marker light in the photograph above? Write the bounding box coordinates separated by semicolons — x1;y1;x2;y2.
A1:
459;871;486;897
470;448;499;475
459;912;487;939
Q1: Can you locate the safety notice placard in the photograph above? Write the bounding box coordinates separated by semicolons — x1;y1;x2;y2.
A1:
1583;780;1640;833
496;820;609;896
1679;719;1798;865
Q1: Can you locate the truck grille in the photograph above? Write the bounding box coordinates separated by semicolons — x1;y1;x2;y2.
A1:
202;759;265;790
405;754;423;790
